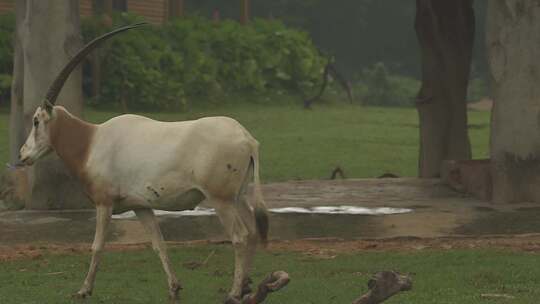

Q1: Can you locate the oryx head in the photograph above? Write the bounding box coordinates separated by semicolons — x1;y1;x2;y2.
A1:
19;105;55;166
18;23;146;167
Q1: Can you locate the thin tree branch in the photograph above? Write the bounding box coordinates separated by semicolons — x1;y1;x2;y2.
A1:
304;58;353;109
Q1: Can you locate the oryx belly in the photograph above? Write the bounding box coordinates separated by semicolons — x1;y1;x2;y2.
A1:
85;115;255;211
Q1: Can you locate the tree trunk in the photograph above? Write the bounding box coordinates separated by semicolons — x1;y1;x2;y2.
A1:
167;0;184;19
22;0;91;209
104;0;113;15
7;0;28;206
487;1;540;203
415;0;474;177
240;0;250;25
9;0;26;165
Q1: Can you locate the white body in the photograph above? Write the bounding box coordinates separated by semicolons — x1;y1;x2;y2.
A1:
87;115;258;213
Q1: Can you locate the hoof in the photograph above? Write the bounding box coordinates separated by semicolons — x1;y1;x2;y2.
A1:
168;296;180;304
168;295;180;304
168;282;182;304
241;277;253;298
72;289;92;300
224;296;241;304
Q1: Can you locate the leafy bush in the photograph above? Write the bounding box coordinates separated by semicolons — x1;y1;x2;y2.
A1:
358;62;419;107
0;13;14;103
81;14;325;110
0;74;11;99
467;77;488;102
83;14;187;110
0;13;14;76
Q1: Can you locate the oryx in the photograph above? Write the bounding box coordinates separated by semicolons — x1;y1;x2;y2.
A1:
16;23;269;303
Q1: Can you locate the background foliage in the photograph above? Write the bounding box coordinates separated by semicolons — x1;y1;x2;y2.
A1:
0;13;13;103
0;0;489;109
84;13;326;110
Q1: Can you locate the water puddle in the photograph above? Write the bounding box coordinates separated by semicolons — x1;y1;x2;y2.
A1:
112;206;412;219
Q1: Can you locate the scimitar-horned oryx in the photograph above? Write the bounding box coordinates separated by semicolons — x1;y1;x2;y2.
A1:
16;23;269;303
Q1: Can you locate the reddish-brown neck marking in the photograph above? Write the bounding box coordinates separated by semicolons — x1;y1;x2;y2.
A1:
48;107;96;182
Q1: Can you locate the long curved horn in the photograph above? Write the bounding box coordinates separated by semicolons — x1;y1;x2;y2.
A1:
42;22;147;110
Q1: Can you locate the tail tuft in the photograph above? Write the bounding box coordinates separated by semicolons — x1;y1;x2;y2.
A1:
255;207;269;247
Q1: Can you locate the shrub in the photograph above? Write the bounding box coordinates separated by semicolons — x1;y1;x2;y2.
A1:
81;14;325;110
0;13;14;76
0;74;11;100
467;77;488;102
82;13;187;110
358;62;419;107
0;13;14;103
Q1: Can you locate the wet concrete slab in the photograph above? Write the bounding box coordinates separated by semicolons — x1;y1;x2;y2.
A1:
1;178;539;245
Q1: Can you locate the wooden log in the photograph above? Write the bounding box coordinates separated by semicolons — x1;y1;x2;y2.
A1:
352;271;412;304
225;271;290;304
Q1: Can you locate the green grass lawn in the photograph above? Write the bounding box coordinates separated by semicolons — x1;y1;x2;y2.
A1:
0;103;490;182
0;245;538;303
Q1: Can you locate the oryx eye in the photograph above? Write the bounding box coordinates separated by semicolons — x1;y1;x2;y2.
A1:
33;118;39;127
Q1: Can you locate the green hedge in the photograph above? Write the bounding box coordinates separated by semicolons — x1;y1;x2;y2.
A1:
82;13;325;110
0;13;324;110
0;13;14;101
356;62;420;107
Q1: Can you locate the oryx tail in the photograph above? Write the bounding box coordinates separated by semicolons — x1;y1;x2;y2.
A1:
251;148;269;246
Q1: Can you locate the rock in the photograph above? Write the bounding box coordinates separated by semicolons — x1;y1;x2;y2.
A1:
0;200;7;211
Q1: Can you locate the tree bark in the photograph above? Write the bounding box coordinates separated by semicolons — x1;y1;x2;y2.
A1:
22;0;91;209
9;0;26;165
167;0;184;19
240;0;250;25
487;1;540;203
415;0;474;177
7;0;28;207
104;0;113;15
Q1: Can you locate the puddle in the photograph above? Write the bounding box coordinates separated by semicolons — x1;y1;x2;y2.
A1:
112;206;413;219
153;213;387;241
271;206;411;215
110;207;413;241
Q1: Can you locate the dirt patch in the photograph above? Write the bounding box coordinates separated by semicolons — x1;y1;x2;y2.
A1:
2;178;540;245
270;235;540;258
456;208;540;235
4;235;540;262
468;98;493;111
0;241;208;262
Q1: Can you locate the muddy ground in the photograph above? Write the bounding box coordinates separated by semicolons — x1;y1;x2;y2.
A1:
4;235;540;262
2;178;540;260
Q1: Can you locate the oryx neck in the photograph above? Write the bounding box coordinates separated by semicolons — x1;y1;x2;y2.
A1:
49;107;97;180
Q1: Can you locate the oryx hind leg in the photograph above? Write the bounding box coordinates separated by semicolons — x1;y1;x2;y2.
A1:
213;197;258;302
135;208;181;304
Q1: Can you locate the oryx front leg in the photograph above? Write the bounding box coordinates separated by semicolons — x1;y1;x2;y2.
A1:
75;205;112;299
135;209;181;303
